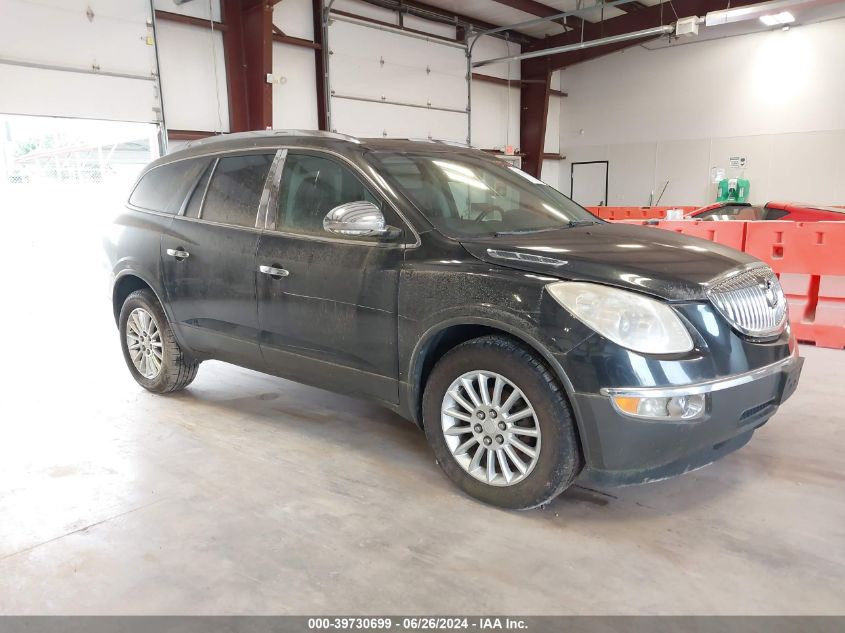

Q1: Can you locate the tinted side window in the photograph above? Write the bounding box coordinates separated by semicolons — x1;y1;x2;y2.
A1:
202;154;274;227
184;159;216;218
129;158;211;213
276;153;379;238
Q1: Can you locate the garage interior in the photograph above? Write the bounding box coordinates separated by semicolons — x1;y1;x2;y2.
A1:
2;0;845;617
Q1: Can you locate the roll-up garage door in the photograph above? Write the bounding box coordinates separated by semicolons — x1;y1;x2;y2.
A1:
0;0;157;124
327;13;469;143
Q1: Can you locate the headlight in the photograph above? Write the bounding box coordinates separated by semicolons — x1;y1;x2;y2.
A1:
547;282;694;354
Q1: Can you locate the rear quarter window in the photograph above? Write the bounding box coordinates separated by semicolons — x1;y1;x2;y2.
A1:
129;157;211;214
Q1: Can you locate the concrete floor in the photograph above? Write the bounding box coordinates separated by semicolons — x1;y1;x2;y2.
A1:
1;200;844;615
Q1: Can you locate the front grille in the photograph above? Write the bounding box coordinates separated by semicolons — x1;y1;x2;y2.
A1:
707;265;788;338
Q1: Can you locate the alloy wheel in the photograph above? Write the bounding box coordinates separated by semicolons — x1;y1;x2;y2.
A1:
440;370;541;487
126;307;163;379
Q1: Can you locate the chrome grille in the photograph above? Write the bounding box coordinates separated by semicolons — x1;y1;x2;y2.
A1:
707;265;788;338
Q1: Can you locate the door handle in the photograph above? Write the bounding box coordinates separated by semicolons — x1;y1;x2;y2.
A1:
166;248;190;260
259;264;289;279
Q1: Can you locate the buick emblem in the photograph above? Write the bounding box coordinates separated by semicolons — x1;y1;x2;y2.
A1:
763;280;779;308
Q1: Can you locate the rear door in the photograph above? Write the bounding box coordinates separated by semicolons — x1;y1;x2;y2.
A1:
255;150;409;403
161;152;277;368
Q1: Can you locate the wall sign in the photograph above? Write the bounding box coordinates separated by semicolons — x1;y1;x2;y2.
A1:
729;156;748;168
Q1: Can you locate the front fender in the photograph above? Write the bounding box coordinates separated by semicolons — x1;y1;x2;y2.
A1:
397;261;595;432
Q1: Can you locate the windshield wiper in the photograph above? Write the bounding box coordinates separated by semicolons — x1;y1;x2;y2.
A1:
495;220;597;237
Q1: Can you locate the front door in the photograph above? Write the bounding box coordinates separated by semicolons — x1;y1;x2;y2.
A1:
255;151;408;404
161;152;276;368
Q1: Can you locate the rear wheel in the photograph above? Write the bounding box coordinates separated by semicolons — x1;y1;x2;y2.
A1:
423;335;582;510
118;289;199;393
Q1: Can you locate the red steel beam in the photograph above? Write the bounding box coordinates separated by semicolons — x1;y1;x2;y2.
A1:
519;55;551;178
154;9;227;31
472;72;567;97
313;0;328;131
221;0;249;132
242;0;274;130
272;32;321;49
221;0;274;132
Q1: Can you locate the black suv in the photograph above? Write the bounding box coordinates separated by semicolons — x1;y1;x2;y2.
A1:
105;131;803;509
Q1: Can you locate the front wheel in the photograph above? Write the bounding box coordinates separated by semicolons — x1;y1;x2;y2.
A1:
118;288;199;393
422;336;582;510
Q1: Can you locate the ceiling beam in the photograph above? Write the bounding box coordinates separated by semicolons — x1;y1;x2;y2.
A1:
488;0;561;18
489;0;585;32
355;0;536;43
619;1;650;11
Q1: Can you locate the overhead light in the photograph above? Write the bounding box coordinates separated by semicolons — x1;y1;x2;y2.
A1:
705;0;815;28
760;11;795;25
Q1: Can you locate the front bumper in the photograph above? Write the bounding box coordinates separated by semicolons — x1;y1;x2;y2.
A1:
572;350;803;487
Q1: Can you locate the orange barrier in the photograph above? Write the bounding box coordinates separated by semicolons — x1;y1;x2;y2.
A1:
587;206;697;220
653;220;747;252
745;222;845;349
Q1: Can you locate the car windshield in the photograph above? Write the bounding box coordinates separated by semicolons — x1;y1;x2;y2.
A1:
368;152;599;238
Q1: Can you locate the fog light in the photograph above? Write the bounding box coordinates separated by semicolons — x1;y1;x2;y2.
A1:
611;393;705;421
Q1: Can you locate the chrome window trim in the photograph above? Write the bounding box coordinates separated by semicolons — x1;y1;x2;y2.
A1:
600;347;799;399
262;149;288;230
128;144;421;248
169;214;264;235
194;158;218;220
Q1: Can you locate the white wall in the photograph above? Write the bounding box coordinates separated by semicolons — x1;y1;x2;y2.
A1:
0;0;157;123
559;19;845;205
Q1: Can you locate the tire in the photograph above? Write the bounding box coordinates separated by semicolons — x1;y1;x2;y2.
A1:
118;288;199;393
422;335;582;510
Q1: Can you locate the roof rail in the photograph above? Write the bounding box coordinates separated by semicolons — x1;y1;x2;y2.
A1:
379;137;474;149
183;129;361;149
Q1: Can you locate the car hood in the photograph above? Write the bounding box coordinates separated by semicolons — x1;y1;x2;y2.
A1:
459;223;757;301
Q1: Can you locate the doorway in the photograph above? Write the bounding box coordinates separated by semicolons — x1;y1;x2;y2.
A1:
570;160;609;207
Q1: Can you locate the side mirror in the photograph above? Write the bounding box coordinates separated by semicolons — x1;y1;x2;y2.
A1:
324;201;393;237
